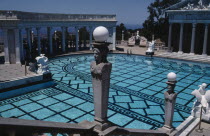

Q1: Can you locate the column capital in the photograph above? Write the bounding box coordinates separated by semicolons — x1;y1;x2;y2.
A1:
180;23;184;27
205;24;209;27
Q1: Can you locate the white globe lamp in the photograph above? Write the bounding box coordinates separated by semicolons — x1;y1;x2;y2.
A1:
93;26;109;42
167;72;177;82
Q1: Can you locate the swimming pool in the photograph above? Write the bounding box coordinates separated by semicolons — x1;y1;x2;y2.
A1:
0;54;210;130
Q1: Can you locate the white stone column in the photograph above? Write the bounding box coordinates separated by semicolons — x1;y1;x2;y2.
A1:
178;23;184;54
75;27;79;51
62;26;66;53
3;29;10;64
47;27;53;54
89;26;93;50
168;23;172;52
84;29;87;48
112;27;116;50
19;29;24;61
202;24;208;56
190;23;197;54
26;28;32;52
14;29;21;64
36;27;41;55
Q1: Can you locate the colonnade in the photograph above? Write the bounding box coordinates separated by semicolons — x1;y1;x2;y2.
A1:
2;26;116;64
168;23;209;56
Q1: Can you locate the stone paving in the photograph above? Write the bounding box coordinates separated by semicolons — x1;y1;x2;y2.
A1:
190;122;210;136
0;64;34;82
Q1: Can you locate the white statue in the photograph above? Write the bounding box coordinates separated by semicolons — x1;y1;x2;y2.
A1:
128;36;135;46
146;41;155;53
35;54;50;74
198;0;203;7
191;83;210;122
136;31;140;39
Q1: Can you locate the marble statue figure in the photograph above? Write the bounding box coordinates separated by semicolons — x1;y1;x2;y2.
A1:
191;83;210;122
35;54;50;74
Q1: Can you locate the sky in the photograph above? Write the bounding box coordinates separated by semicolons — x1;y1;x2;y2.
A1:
0;0;155;29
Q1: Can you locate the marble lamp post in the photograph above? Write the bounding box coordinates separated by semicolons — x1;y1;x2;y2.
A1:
90;26;112;132
159;72;177;134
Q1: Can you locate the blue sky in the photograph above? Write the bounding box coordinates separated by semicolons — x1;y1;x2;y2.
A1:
0;0;155;28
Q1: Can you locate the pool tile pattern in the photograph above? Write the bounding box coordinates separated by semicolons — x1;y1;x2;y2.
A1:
1;54;210;130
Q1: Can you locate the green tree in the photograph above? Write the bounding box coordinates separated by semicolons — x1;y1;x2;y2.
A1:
141;0;180;42
116;23;130;41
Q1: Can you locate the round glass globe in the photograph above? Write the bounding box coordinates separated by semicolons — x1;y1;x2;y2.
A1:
167;72;177;82
93;26;109;42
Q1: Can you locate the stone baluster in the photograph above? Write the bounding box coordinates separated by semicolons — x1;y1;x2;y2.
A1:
159;72;177;135
202;24;209;56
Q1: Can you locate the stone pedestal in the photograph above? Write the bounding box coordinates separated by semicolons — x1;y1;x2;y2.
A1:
90;42;112;131
159;80;177;135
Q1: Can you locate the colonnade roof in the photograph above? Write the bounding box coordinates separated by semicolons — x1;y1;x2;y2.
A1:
0;10;117;22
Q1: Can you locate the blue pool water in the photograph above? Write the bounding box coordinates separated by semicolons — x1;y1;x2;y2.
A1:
1;54;210;130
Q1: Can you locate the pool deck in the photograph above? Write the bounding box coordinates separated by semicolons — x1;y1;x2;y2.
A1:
0;64;34;82
190;121;210;136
